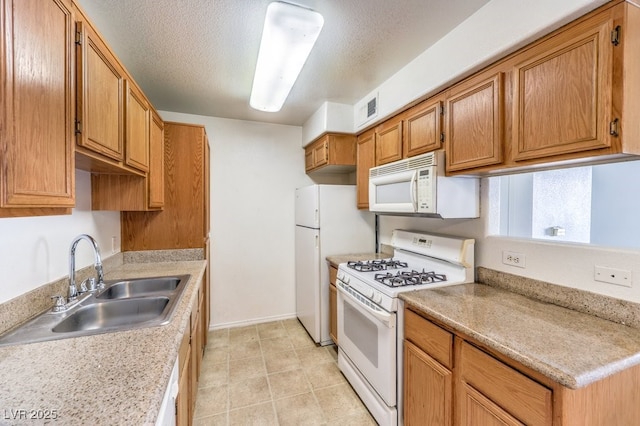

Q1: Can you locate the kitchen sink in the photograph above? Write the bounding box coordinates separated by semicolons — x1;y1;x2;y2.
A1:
52;297;170;333
96;276;183;299
0;274;191;347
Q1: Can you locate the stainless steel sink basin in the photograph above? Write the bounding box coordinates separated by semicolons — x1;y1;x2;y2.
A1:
52;297;170;333
96;276;183;300
0;274;191;347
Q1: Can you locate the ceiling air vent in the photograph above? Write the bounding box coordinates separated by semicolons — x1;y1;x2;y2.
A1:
367;97;377;119
357;93;378;127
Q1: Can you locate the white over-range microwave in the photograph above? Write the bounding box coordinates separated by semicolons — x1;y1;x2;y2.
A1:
368;151;479;218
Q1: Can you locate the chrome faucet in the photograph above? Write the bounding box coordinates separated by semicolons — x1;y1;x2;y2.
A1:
68;234;105;301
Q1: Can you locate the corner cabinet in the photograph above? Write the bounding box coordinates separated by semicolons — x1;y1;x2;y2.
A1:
304;133;357;173
356;129;376;209
0;0;75;217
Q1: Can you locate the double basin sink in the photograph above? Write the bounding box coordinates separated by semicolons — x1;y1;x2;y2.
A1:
0;275;190;346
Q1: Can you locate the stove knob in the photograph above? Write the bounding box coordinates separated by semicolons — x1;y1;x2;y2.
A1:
366;288;375;299
337;271;343;280
373;292;383;304
343;275;350;284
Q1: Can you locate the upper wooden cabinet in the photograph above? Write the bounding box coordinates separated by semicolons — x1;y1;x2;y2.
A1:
512;4;617;162
0;0;75;217
356;129;376;209
148;110;165;209
404;98;443;158
375;117;403;166
124;80;150;172
445;70;505;173
305;133;357;173
75;17;125;165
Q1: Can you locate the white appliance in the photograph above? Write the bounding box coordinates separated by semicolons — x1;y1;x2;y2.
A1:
369;151;479;218
295;184;375;345
337;230;475;426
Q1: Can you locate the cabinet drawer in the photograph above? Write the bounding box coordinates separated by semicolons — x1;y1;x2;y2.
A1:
405;309;453;369
459;341;552;425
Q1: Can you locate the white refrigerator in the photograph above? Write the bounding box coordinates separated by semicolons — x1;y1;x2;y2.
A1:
295;184;375;345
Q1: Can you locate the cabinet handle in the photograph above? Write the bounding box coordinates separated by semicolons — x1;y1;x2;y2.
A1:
609;119;619;137
611;25;621;46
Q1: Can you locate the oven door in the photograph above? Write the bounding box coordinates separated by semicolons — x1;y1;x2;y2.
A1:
337;281;397;406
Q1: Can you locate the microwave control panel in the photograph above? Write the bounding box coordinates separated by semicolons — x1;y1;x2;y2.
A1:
416;167;435;213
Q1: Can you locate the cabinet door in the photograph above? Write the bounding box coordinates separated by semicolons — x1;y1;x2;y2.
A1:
76;20;124;161
445;72;504;172
148;110;164;208
329;264;338;345
356;130;375;209
125;80;150;172
512;11;615;161
376;118;403;165
404;99;443;157
313;137;329;168
459;382;524;426
1;0;75;210
304;148;314;171
404;341;452;426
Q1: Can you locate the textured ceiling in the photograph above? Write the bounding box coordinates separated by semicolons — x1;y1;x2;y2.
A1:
76;0;490;126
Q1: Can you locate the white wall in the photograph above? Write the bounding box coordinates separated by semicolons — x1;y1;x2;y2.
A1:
159;111;315;328
0;171;121;304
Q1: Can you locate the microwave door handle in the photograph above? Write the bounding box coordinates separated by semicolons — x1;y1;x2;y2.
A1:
410;170;418;211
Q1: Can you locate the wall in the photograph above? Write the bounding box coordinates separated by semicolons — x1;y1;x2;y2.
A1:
0;171;121;305
159;111;315;328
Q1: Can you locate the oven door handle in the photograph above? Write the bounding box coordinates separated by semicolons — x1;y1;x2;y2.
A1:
337;283;395;328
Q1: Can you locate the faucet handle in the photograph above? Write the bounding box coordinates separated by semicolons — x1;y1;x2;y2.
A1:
50;295;67;312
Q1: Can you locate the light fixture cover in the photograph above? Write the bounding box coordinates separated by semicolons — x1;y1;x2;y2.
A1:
250;2;324;112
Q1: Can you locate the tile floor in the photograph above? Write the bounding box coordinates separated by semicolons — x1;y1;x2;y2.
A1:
193;318;377;425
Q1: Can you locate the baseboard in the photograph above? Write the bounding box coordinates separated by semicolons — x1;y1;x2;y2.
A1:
208;312;298;331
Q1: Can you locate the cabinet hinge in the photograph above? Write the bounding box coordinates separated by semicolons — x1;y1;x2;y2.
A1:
440;133;445;143
75;29;82;45
611;25;621;46
75;119;82;135
609;118;620;137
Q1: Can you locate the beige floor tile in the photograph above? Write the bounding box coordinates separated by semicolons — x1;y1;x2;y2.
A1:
208;329;230;349
229;376;272;410
194;384;229;418
325;411;377;426
199;361;229;388
268;368;311;399
326;345;338;362
228;401;278;426
261;336;294;354
204;346;229;365
193;412;229;426
314;383;366;421
263;350;301;374
273;392;324;426
288;333;316;349
281;318;303;330
257;321;288;340
229;325;259;343
228;339;261;359
303;361;345;389
229;355;266;382
295;346;335;366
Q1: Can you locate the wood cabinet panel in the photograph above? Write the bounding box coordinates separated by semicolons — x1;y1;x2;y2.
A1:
122;122;208;250
405;309;453;369
512;11;615;161
304;133;356;173
329;265;338;344
148;110;165;208
375;119;403;165
76;19;124;161
125;80;150;172
404;99;443;157
404;340;453;426
1;0;75;212
460;382;524;426
356;130;375;209
445;72;504;172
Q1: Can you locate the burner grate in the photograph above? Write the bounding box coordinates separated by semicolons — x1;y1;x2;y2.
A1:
374;270;447;287
346;259;408;272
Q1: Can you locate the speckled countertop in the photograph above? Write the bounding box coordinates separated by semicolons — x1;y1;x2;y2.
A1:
401;283;640;389
0;259;206;425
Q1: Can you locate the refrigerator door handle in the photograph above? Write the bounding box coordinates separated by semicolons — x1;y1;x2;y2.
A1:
315;234;319;248
315;209;319;226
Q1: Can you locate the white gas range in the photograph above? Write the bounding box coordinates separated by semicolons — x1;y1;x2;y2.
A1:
336;230;475;426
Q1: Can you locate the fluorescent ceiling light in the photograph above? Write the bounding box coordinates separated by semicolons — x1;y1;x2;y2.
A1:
250;2;324;112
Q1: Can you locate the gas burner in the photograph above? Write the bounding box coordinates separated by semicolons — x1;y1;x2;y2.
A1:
346;259;408;272
374;270;447;287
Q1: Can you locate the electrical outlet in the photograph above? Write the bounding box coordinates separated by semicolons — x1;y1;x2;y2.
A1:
502;251;526;268
594;266;632;287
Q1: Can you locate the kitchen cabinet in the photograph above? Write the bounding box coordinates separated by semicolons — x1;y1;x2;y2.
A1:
375;116;403;166
148;109;165;208
356;129;375;209
0;0;75;217
404;98;443;158
444;69;505;173
124;80;150;172
176;324;191;425
328;264;338;344
404;305;640;425
304;133;357;173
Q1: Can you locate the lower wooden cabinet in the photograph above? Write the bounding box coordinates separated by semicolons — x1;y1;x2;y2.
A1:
404;305;640;426
328;264;338;344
